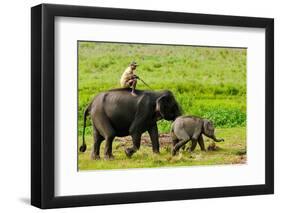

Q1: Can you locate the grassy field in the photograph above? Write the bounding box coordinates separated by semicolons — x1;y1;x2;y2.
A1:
78;41;247;170
79;128;246;170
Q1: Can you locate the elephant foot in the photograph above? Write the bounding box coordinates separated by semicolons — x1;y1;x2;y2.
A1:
91;154;100;160
125;148;135;158
188;148;194;153
152;150;160;154
104;154;115;160
171;149;177;156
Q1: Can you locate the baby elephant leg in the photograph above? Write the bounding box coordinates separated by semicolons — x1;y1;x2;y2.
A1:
188;127;202;152
172;137;190;156
181;144;187;151
198;134;206;151
188;138;198;152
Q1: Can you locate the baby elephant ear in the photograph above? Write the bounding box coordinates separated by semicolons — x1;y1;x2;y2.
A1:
203;119;208;130
203;119;213;135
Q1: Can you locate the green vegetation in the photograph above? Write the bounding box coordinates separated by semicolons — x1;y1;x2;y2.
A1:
78;41;247;170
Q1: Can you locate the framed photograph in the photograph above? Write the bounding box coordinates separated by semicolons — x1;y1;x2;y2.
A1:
31;3;274;209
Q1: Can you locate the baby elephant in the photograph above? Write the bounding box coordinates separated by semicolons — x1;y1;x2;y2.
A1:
171;115;224;156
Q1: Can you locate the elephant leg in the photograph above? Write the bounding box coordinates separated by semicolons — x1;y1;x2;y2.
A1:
171;131;179;148
172;137;190;156
104;135;115;160
188;138;198;152
148;124;160;154
125;133;142;158
172;138;179;146
198;134;206;151
172;136;187;152
91;126;104;160
181;144;186;151
94;114;116;160
172;138;180;151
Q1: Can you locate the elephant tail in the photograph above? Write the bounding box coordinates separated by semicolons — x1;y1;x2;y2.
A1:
79;106;90;152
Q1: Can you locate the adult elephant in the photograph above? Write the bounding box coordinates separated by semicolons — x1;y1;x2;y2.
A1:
79;88;182;160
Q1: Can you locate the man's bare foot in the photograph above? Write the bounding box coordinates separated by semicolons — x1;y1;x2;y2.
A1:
131;91;137;96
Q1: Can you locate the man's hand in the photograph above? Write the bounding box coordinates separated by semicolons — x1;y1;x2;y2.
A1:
133;74;139;79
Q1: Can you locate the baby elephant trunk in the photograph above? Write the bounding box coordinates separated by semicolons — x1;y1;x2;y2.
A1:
212;135;224;142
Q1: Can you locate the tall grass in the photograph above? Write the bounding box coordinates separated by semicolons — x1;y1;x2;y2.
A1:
78;42;246;135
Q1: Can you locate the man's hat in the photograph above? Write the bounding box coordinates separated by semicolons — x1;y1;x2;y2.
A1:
130;61;138;66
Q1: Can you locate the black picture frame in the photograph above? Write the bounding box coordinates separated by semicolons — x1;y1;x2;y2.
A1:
31;3;274;209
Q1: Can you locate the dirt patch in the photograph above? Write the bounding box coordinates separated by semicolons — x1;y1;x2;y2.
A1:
116;133;172;147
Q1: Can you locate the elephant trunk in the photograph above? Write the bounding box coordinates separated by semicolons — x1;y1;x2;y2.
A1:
212;136;224;142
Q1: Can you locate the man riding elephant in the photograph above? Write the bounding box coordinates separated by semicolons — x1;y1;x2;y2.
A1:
120;61;139;96
80;88;182;160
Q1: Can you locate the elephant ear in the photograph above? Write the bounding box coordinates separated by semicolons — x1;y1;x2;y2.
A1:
156;94;172;120
203;119;214;136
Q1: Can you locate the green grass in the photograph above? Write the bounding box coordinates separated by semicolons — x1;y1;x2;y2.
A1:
78;128;246;170
78;41;247;169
